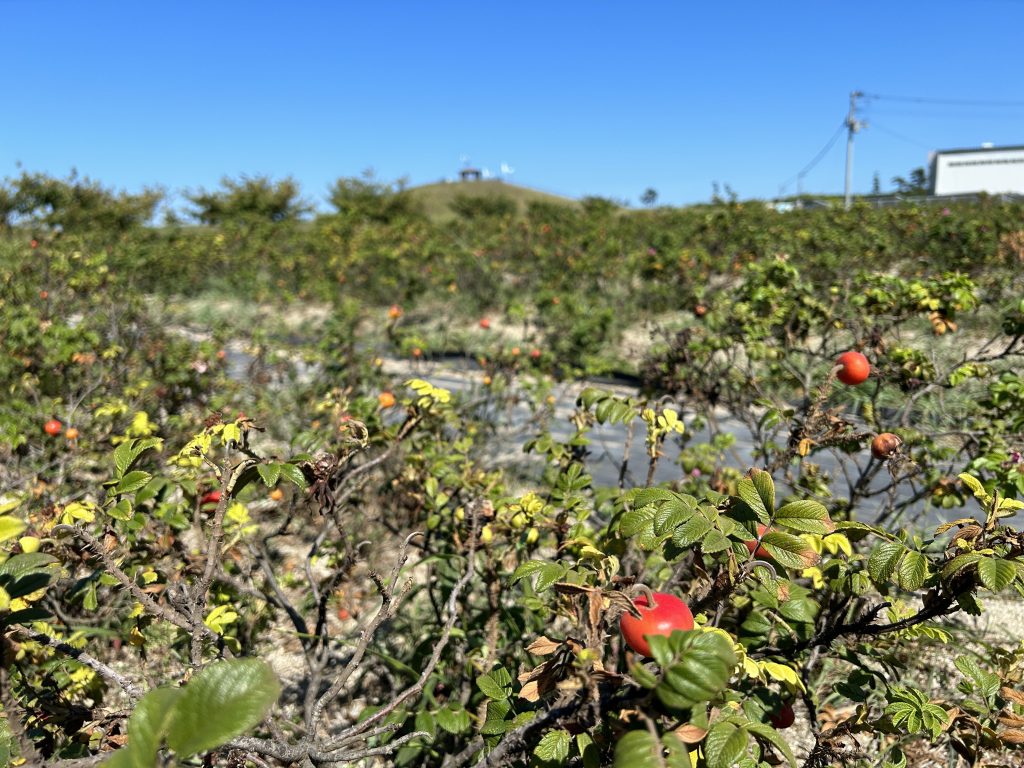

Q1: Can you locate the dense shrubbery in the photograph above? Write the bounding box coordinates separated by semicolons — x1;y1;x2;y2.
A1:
1;172;1024;767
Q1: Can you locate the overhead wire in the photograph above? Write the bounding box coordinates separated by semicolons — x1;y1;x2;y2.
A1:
864;92;1024;108
867;123;935;151
777;120;847;195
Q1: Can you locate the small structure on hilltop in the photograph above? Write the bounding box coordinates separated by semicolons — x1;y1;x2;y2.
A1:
930;143;1024;196
459;167;482;182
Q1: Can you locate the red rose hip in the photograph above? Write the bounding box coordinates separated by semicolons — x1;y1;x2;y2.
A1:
620;591;694;657
835;351;870;386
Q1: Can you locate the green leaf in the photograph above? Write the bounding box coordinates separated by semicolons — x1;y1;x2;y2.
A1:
278;462;308;489
672;507;716;548
113;471;152;496
165;659;280;756
774;500;832;533
704;721;748;768
434;703;471;734
0;553;59;584
761;531;815;569
738;469;774;519
655;631;738;710
535;563;567;593
977;557;1017;592
257;463;282;487
747;721;796;767
620;505;658;538
534;729;571;762
896;551;929;591
511;560;547;585
868;541;906;584
954;656;1000;700
477;668;513;700
113;437;163;479
102;687;182;768
107;499;134;521
629;661;660;689
942;552;983;579
612;730;662;768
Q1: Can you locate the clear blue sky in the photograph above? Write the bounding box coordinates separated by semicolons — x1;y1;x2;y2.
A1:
3;0;1024;209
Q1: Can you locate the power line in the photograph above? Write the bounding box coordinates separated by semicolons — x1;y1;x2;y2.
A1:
865;92;1024;108
777;120;847;196
868;123;934;151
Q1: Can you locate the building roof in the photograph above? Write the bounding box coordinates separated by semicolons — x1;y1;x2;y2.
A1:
933;144;1024;156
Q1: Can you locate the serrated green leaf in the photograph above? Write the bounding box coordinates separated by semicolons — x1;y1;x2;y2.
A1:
656;631;738;710
511;560;547;585
257;463;282;487
534;729;571;762
165;659;280;756
701;529;732;553
434;703;471;734
620;505;658;538
278;462;307;489
896;551;929;591
631;488;676;507
775;500;832;533
747;721;796;767
761;531;815;569
705;722;748;768
107;499;134;521
738;470;773;519
977;557;1017;592
113;471;152;496
477;668;512;700
535;563;567;593
942;552;983;579
0;552;58;579
672;507;716;548
868;540;906;584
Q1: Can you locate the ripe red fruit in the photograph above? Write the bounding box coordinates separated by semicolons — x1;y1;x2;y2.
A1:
871;432;902;460
479;317;491;330
44;419;63;436
39;290;49;300
694;303;708;317
529;348;542;360
200;490;222;506
769;701;795;729
745;523;771;559
620;592;694;657
835;351;870;386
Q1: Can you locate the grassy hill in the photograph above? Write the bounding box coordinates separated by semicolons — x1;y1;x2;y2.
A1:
408;179;578;222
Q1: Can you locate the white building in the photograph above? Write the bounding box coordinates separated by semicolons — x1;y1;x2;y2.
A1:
930;144;1024;196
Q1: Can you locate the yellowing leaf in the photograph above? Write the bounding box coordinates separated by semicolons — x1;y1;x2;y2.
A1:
758;660;806;693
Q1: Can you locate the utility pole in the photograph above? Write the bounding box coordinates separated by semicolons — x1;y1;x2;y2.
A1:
844;90;864;210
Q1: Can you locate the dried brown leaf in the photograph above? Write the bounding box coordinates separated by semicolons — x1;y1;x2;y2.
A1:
526;636;562;656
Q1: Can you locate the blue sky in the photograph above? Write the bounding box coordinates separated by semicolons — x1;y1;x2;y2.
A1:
3;0;1023;209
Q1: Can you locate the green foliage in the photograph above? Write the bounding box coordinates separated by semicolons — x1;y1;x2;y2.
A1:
186;174;310;225
101;659;279;766
2;179;1024;767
